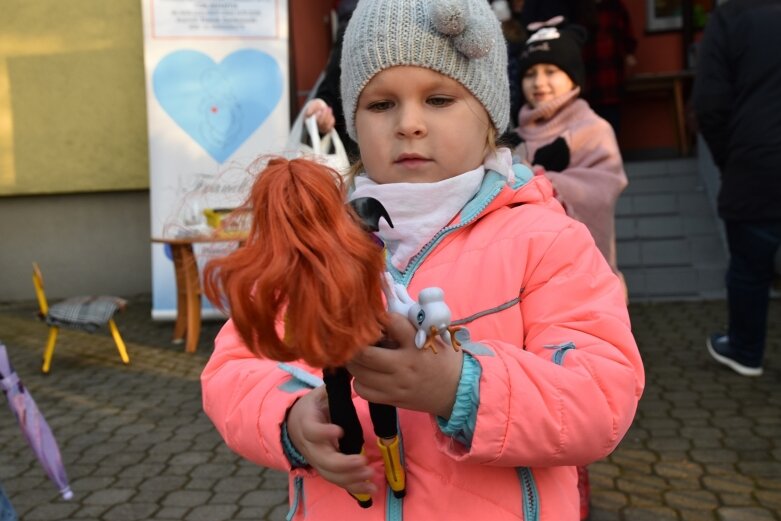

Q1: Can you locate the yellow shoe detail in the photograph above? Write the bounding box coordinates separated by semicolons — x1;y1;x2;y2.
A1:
377;436;406;497
349;448;373;508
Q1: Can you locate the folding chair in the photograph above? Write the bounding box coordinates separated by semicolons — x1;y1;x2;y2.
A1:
32;262;130;374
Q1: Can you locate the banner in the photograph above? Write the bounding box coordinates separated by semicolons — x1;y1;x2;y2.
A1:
140;0;289;319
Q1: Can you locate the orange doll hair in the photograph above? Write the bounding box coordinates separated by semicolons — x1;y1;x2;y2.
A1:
204;157;388;368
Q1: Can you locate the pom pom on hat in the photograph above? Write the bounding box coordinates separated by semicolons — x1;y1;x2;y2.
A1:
430;0;468;36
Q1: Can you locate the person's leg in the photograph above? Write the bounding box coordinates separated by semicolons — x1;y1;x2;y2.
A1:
721;220;781;368
0;483;18;521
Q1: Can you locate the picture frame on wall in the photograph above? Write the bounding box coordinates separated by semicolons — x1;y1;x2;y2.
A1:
646;0;725;33
646;0;684;32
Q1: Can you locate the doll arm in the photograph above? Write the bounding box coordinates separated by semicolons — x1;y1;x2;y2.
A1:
433;219;644;468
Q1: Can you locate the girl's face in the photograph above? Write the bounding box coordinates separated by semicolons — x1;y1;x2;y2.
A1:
354;66;491;184
522;63;575;108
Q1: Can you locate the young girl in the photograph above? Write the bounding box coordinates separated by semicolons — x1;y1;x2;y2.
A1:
515;20;628;289
201;1;644;519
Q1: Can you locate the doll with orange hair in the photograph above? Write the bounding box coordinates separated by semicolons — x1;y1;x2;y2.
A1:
204;157;461;506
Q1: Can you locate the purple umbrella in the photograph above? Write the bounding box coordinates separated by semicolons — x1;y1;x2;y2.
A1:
0;342;73;500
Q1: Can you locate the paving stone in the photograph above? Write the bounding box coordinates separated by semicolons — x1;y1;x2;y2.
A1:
664;489;719;510
72;507;108;521
184;504;239;521
590;490;628;511
588;507;622;521
701;473;755;494
755;477;781;491
654;461;703;481
736;461;781;478
22;503;82;521
690;448;739;464
719;492;759;507
754;489;781;510
266;504;291;521
717;507;777;521
154;507;191;519
240;489;289;507
622;506;679;520
83;489;136;506
648;437;692;452
680;510;719;521
162;490;212;508
101;503;160;521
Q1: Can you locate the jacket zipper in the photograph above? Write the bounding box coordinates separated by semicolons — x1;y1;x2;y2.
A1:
390;179;506;286
517;467;539;521
285;476;304;520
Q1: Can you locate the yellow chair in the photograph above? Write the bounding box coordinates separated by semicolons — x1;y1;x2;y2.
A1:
32;262;130;374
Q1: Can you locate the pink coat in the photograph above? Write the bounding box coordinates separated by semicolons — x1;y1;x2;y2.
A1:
516;89;628;274
201;169;644;520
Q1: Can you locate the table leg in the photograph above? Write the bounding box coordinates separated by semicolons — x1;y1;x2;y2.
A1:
180;244;202;354
171;245;187;344
673;79;689;156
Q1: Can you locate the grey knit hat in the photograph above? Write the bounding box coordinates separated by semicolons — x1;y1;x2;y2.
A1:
340;0;510;141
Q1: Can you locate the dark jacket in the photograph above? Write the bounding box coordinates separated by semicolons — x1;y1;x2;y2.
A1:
314;0;359;160
692;0;781;221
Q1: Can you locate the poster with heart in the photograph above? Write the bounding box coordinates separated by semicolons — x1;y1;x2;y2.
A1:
140;0;289;320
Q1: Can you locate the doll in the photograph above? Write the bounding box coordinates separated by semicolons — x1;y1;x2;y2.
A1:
204;157;460;507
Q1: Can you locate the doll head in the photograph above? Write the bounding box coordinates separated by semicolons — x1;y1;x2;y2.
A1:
204;158;388;368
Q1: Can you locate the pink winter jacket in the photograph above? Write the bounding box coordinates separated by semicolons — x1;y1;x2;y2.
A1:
516;89;628;274
201;167;644;520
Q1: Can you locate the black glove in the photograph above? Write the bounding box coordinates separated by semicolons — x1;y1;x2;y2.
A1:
532;137;570;172
498;129;524;149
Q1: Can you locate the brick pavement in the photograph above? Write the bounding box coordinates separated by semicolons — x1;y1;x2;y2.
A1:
0;295;779;521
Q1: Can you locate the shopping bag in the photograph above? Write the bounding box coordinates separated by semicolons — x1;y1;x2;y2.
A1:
285;102;350;178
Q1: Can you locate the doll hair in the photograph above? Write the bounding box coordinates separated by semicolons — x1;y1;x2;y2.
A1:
204;157;388;368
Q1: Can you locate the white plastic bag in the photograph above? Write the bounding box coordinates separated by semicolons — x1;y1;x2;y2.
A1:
285;102;350;178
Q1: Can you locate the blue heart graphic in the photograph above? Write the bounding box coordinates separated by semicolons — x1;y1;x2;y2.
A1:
153;49;283;164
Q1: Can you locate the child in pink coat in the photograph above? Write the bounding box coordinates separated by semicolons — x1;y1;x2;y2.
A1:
515;19;628;290
201;2;643;519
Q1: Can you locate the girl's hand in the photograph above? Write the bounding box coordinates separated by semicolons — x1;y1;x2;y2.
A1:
286;386;377;496
304;98;336;134
346;313;464;420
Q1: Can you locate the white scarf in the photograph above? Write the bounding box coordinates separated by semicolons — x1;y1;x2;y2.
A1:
349;149;514;271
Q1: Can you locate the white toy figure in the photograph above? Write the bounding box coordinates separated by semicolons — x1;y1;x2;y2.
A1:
383;274;462;353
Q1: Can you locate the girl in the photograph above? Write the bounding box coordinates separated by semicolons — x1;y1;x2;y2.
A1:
201;1;644;519
515;20;629;288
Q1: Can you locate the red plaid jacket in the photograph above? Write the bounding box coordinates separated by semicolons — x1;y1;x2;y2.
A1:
582;0;637;106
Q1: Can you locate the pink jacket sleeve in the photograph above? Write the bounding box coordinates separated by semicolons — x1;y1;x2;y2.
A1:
545;120;628;271
436;220;644;467
200;320;317;471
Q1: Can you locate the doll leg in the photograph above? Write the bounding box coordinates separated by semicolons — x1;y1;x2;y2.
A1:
323;367;373;508
369;402;406;498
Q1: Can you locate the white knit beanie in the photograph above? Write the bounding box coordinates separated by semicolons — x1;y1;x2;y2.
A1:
340;0;510;141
